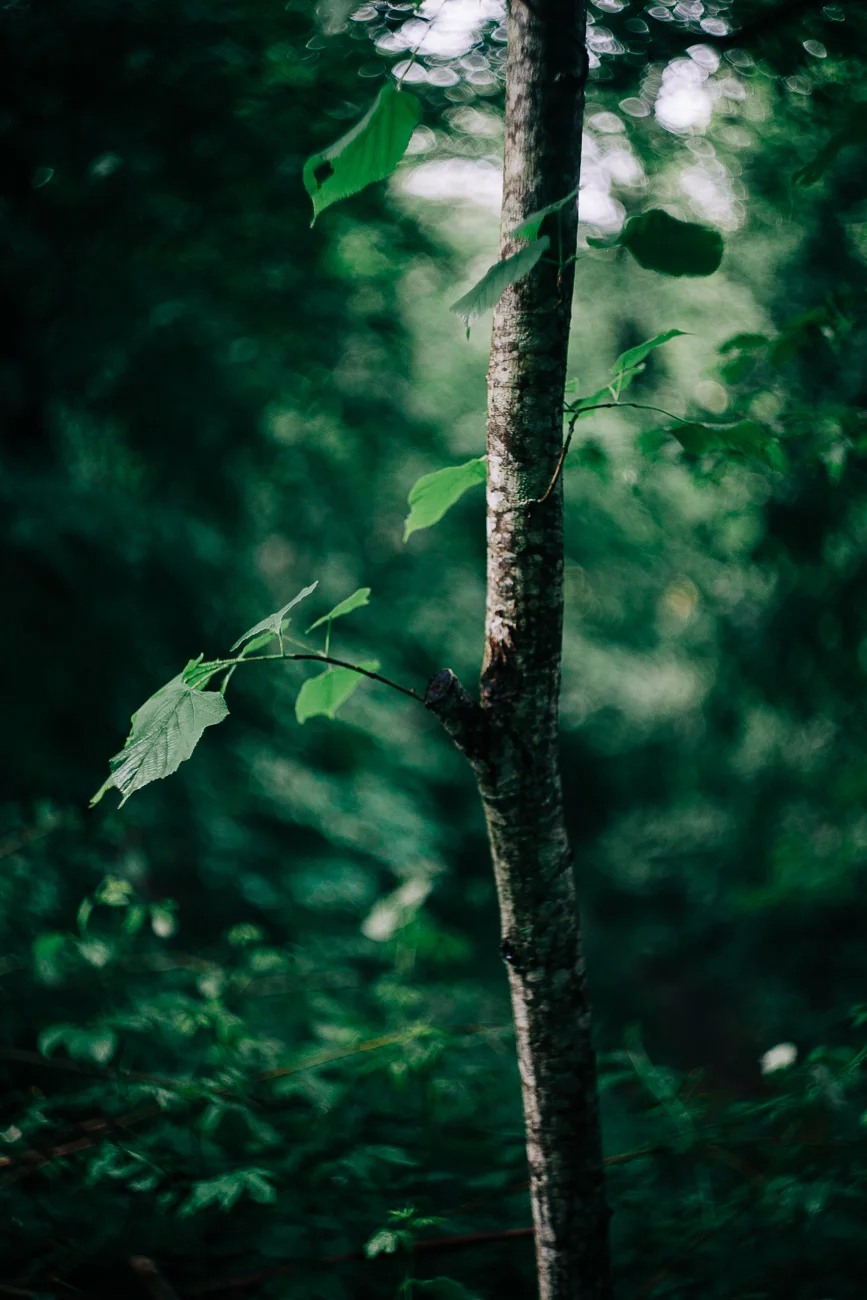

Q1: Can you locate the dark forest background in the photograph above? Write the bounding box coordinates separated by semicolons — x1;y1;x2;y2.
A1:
3;0;867;1295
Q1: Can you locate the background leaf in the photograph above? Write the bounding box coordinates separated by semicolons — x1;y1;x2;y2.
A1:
450;238;550;333
295;661;380;724
303;84;421;223
620;210;723;277
403;458;486;540
669;419;781;465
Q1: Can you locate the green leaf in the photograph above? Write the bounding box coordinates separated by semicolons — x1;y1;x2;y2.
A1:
39;1024;75;1058
123;905;148;935
95;876;134;907
307;587;371;633
718;332;769;355
620;210;723;277
365;1229;401;1259
151;901;178;939
92;674;229;806
403;457;486;541
295;661;380;724
302;84;421;223
230;582;318;653
178;1169;276;1218
509;189;578;241
613;330;688;375
451;237;550;334
33;932;66;984
669;419;781;465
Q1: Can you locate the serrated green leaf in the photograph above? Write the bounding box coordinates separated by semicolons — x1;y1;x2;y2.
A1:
403;457;486;541
92;676;229;806
620;210;723;277
451;237;550;333
614;330;688;375
303;84;421;223
509;188;578;241
295;661;380;724
307;587;371;633
230;582;318;653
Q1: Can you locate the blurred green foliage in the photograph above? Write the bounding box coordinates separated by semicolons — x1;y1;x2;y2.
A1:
3;0;867;1296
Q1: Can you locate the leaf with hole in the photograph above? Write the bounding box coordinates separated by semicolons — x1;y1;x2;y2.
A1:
403;457;486;540
307;588;371;633
302;84;421;223
295;661;380;724
509;189;578;241
620;210;723;277
92;673;229;806
231;582;318;653
451;237;550;334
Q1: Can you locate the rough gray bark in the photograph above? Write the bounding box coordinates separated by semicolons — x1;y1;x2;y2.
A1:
426;1;612;1297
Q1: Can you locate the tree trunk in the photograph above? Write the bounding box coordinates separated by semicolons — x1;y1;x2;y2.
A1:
427;1;612;1297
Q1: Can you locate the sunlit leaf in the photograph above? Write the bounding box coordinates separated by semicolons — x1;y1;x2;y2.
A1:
451;237;550;334
509;188;578;241
620;210;723;277
302;84;421;223
230;582;318;653
295;660;380;723
614;330;688;374
307;587;371;633
365;1229;401;1259
92;673;229;806
403;457;486;541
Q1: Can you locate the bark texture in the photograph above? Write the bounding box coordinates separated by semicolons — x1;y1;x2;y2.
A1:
427;1;612;1297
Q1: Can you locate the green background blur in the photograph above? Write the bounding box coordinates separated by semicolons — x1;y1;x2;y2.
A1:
3;1;867;1295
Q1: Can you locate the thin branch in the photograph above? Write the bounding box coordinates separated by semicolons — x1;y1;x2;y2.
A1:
204;651;423;703
423;669;489;766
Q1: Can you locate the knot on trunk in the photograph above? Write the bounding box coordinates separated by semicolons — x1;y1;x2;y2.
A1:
424;669;490;766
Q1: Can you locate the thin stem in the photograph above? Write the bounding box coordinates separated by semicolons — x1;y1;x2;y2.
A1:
565;400;692;424
531;400;693;505
196;652;422;703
